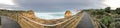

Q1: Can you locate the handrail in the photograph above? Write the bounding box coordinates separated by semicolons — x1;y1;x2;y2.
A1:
21;17;38;28
99;22;107;28
62;15;78;28
19;14;77;26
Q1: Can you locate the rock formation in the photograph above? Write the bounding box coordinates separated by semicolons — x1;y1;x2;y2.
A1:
64;10;72;18
21;10;35;18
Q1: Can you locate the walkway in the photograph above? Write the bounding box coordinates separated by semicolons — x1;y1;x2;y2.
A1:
76;12;94;28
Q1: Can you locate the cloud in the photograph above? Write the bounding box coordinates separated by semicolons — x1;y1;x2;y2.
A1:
0;4;16;8
0;0;107;12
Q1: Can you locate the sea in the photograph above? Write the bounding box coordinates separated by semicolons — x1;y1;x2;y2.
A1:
34;11;77;20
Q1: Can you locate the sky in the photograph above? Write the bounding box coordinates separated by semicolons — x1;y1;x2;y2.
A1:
0;0;120;19
0;0;113;12
0;0;120;12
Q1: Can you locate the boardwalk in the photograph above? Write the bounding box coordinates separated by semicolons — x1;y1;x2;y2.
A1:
76;12;94;28
1;16;21;28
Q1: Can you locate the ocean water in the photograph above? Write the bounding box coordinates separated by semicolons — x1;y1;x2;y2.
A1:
34;11;77;20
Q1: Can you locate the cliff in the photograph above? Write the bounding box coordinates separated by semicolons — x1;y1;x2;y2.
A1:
64;10;72;18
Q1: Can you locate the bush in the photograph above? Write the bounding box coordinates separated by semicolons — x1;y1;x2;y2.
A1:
105;7;111;13
101;16;113;28
90;9;106;15
116;8;120;14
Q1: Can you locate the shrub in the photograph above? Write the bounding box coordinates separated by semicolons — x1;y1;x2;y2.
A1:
116;8;120;14
101;16;113;28
105;7;111;13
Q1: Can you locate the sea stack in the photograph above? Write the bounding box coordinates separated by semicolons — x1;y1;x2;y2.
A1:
64;10;72;18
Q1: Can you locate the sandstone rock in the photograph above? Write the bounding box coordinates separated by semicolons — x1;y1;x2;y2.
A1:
21;10;35;18
64;10;72;18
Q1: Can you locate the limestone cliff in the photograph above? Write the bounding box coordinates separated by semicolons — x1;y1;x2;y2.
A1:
0;9;35;18
20;10;35;18
64;10;72;18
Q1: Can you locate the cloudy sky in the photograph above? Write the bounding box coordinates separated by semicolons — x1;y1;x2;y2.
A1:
0;0;120;19
0;0;120;12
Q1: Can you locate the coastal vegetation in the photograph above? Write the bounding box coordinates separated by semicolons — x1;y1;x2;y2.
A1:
83;7;120;28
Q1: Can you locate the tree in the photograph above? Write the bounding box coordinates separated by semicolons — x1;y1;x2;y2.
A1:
116;8;120;14
105;7;111;13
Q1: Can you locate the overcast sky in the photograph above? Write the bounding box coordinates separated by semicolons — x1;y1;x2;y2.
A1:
0;0;120;12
